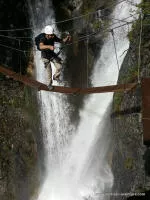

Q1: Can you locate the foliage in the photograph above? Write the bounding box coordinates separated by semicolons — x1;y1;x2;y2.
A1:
113;92;123;112
124;157;134;169
119;65;139;84
127;19;141;42
137;1;150;15
93;20;102;30
113;66;138;111
125;66;138;82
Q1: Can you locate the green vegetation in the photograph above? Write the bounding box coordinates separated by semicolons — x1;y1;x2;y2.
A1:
121;65;139;83
82;7;94;17
124;157;134;169
113;65;138;112
79;0;117;33
93;20;102;30
127;19;141;42
128;16;150;42
113;92;123;112
137;1;150;15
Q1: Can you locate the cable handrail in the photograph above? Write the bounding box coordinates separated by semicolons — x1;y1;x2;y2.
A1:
0;19;139;54
0;0;128;32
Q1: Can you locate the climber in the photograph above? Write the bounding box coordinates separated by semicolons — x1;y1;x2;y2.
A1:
36;25;71;90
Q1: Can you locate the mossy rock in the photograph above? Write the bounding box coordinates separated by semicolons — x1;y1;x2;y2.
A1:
113;93;123;112
124;157;134;169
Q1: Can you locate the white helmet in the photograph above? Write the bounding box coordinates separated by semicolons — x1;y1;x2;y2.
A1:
44;25;53;34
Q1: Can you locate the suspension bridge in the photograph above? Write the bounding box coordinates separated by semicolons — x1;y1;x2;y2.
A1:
0;0;149;144
0;65;150;146
0;65;137;94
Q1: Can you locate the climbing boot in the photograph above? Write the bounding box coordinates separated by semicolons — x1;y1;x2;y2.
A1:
53;75;62;83
48;84;54;91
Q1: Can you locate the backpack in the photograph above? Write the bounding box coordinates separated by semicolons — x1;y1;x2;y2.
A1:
35;33;45;51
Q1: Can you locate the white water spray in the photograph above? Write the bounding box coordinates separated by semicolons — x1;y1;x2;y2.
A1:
28;0;140;200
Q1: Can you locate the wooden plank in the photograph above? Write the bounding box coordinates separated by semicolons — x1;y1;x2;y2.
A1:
0;65;137;94
40;83;137;94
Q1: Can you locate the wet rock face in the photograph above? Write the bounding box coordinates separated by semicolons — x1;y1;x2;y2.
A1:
67;0;83;11
111;1;150;196
0;2;37;199
0;79;40;200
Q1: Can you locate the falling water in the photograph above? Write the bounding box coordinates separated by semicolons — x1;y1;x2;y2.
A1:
28;0;140;200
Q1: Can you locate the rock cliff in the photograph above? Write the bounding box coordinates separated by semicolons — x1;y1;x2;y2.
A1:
111;0;150;198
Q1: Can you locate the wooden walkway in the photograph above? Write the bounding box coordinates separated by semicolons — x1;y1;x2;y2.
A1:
0;65;137;94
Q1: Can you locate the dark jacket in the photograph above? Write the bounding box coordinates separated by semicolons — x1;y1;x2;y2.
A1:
40;34;62;60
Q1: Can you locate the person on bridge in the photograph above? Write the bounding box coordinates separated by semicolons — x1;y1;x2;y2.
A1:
39;25;71;90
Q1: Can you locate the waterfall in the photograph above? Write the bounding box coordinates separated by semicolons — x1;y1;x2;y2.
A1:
27;0;140;200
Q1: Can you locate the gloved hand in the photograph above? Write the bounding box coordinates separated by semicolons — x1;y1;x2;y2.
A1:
63;31;71;43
